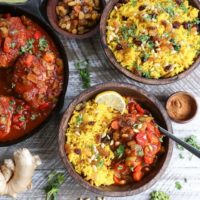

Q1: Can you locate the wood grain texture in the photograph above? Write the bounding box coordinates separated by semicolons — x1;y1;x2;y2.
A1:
0;0;200;199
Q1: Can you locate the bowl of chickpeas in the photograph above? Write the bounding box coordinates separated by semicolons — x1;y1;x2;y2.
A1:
47;0;106;39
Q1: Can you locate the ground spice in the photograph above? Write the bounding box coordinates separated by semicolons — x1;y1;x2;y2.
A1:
166;92;197;121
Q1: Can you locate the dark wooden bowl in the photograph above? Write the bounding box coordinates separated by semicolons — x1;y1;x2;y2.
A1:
47;0;106;39
166;91;198;124
59;82;173;197
100;0;200;85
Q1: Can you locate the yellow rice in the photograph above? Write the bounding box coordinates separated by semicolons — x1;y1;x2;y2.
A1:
66;101;119;186
106;0;200;79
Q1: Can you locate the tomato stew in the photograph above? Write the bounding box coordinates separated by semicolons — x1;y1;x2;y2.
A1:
0;14;64;142
110;97;163;185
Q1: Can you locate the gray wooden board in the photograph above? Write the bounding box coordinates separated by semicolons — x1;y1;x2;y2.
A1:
1;2;200;200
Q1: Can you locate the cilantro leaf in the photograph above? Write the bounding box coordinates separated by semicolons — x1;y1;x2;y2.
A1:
44;172;65;200
19;38;35;55
39;37;49;51
116;144;125;158
150;191;170;200
175;181;182;190
76;115;83;126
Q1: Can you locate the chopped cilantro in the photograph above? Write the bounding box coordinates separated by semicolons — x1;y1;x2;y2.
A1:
9;100;15;106
179;153;184;159
147;40;155;50
10;42;16;49
131;0;137;6
138;35;150;43
170;39;181;52
180;3;188;13
142;52;150;62
39;37;49;51
116;144;125;158
159;136;164;143
76;115;83;126
184;135;200;150
44;171;65;200
175;181;182;190
19;115;25;122
150;191;170;200
75;60;91;89
120;25;136;41
165;7;175;17
193;18;200;25
176;144;184;151
19;38;35;55
142;71;151;78
97;159;104;168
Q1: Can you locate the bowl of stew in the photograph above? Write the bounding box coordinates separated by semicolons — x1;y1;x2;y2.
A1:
59;82;173;196
0;10;68;146
47;0;106;39
100;0;200;85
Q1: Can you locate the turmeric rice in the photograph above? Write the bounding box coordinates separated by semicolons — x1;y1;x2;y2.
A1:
106;0;200;79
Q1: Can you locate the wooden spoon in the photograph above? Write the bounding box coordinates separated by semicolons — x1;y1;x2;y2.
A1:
158;126;200;159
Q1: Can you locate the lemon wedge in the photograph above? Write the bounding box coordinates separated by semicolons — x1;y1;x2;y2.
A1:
94;91;126;113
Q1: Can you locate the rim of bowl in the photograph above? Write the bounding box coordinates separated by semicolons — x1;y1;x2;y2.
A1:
166;91;198;124
47;0;106;39
58;82;173;197
100;0;200;85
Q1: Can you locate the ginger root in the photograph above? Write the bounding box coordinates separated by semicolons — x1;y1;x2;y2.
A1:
0;148;41;198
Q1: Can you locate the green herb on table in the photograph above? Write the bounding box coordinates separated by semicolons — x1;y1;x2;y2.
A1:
176;144;184;151
175;181;182;190
150;190;170;200
19;38;35;55
116;144;125;158
179;153;184;159
184;135;200;150
44;171;65;200
39;37;49;51
75;60;91;89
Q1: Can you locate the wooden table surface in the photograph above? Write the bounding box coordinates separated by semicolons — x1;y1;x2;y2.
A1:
1;1;200;200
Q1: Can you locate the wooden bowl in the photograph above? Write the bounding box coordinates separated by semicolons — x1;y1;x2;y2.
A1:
100;0;200;85
166;91;198;124
59;82;173;197
47;0;106;39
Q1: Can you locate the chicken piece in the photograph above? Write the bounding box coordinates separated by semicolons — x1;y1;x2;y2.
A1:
0;96;16;138
0;17;27;67
13;53;63;110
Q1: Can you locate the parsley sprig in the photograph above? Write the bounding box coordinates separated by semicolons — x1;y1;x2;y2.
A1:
75;60;91;89
44;172;65;200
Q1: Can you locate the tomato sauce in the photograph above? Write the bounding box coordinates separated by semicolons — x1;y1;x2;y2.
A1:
0;14;64;142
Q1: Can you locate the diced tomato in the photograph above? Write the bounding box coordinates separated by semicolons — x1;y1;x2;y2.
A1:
111;120;120;130
3;37;12;53
24;54;34;66
154;127;161;137
144;156;154;165
146;131;159;144
33;31;41;40
133;171;143;181
147;123;155;133
135;131;148;146
39;102;49;110
135;104;145;114
134;165;142;172
114;176;126;185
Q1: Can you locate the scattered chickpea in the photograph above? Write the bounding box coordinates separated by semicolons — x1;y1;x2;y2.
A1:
56;0;101;35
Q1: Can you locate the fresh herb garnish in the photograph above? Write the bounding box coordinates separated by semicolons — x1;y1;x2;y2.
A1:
179;153;184;159
150;191;170;200
116;144;125;158
39;37;49;51
19;38;35;55
176;144;184;151
19;115;25;122
142;71;151;78
193;18;200;25
165;6;175;17
9;100;15;106
147;40;155;50
10;42;16;49
142;52;150;62
75;60;91;89
138;35;150;43
159;136;164;143
76;115;83;126
175;181;182;190
184;135;200;150
97;160;104;168
180;3;188;13
131;0;137;6
170;39;181;52
120;25;136;41
44;172;65;200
